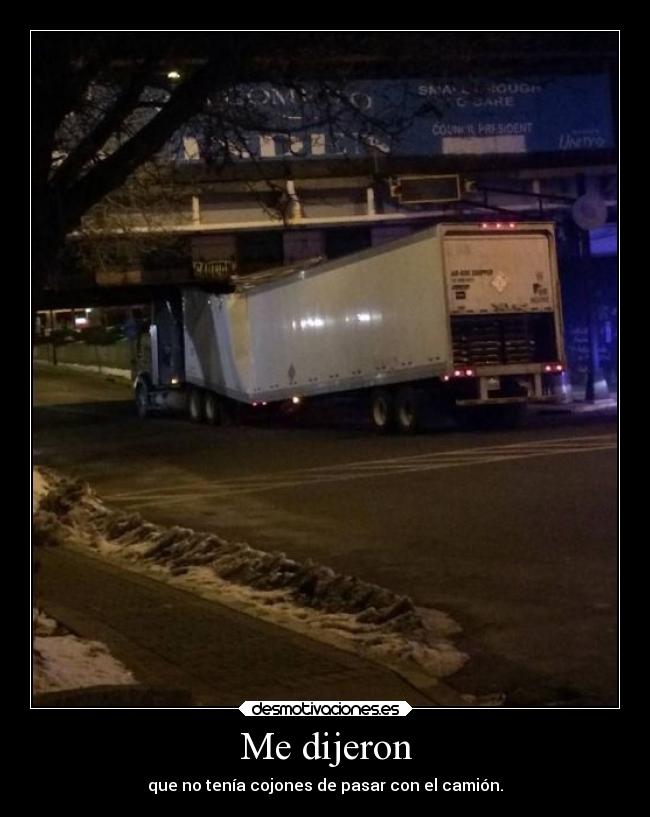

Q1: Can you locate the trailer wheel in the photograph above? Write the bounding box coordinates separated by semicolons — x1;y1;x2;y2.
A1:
395;387;420;434
370;389;395;433
204;392;222;425
188;388;205;423
135;381;149;420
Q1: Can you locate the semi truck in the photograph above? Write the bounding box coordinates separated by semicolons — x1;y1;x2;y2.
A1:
133;221;567;432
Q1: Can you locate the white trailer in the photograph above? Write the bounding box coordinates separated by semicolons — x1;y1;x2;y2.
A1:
135;222;566;431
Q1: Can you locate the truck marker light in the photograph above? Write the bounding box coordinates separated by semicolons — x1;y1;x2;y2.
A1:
292;396;302;405
544;365;552;372
465;369;474;377
509;223;515;228
555;365;563;372
443;375;450;382
454;370;463;377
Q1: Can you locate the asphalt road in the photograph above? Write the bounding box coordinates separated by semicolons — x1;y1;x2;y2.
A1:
33;364;618;705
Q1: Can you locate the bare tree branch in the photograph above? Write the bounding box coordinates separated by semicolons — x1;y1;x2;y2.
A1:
51;57;160;192
62;53;238;229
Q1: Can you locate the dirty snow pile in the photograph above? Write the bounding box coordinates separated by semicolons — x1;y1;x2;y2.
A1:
33;468;136;695
33;469;49;513
33;609;135;694
33;468;467;685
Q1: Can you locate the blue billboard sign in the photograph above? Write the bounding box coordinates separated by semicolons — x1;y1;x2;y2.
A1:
179;73;613;162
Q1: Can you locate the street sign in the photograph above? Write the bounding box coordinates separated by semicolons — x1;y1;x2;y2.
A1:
391;175;460;204
572;194;608;230
193;259;236;281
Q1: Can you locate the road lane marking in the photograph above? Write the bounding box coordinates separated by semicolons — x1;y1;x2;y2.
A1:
108;433;616;497
106;433;616;507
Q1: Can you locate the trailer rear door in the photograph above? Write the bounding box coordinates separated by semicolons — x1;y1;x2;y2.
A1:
442;232;556;316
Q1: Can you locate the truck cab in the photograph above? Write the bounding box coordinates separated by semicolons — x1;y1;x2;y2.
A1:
133;297;186;418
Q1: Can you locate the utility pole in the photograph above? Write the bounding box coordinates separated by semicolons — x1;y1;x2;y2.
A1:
574;174;607;403
578;229;600;403
49;308;57;366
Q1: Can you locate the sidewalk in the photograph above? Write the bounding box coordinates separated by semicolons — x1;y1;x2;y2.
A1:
569;397;618;414
35;547;440;707
534;387;617;416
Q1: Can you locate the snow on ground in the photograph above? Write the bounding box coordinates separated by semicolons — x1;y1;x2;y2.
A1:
32;468;49;513
34;359;132;381
33;610;135;693
32;468;468;686
33;471;136;695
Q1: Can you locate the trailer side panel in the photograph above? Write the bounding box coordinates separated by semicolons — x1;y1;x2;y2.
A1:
183;289;253;398
243;235;451;401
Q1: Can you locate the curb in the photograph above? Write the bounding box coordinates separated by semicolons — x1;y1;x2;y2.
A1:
533;399;617;415
33;684;194;708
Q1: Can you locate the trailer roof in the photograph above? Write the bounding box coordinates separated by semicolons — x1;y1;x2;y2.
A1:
231;256;324;292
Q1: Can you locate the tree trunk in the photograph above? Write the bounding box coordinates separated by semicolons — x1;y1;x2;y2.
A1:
32;190;67;314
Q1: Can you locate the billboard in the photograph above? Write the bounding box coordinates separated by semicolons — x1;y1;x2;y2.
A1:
178;73;614;162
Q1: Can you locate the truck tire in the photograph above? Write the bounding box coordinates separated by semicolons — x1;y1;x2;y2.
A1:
370;388;395;433
135;381;149;420
204;392;222;425
188;388;205;423
395;386;420;434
